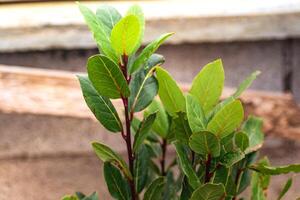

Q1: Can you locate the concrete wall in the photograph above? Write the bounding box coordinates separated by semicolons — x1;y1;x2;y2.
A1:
0;39;296;94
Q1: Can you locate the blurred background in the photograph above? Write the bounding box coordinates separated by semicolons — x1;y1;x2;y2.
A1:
1;0;300;199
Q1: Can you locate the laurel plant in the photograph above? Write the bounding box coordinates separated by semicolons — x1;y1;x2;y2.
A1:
62;3;300;200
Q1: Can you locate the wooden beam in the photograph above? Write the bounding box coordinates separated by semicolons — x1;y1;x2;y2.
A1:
1;65;300;140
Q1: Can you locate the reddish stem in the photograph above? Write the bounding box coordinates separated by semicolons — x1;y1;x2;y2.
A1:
160;139;167;176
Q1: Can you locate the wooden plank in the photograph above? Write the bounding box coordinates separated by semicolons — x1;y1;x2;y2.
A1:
1;65;300;140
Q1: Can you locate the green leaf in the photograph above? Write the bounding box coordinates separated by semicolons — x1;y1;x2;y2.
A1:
186;94;207;133
96;5;121;31
190;59;225;114
180;177;193;200
156;67;186;116
163;171;177;200
189;131;220;157
277;178;293;200
144;99;169;138
251;171;267;200
144;177;165;200
133;113;157;152
134;145;149;193
129;66;158;112
171;112;192;145
235;132;249;152
126;5;145;53
146;54;165;69
61;195;79;200
190;183;225;200
250;163;300;175
220;150;245;167
207;100;244;138
130;33;174;74
213;166;236;196
78;75;122;132
78;3;118;61
87;54;130;99
75;192;86;200
173;141;200;189
92;142;132;179
242;116;264;154
111;15;141;56
232;71;261;98
104;162;130;200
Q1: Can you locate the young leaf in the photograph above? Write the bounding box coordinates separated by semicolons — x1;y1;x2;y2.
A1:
96;5;121;32
190;183;225;200
235;131;249;152
171;112;192;145
126;5;145;53
129;33;174;74
250;163;300;175
92;142;132;179
78;3;118;61
61;195;79;200
186;94;207;133
134;145;149;193
232;70;261;98
111;15;141;56
277;178;293;200
144;177;165;200
104;162;130;200
189;59;225;114
242;116;264;154
156;67;186;116
207;100;244;138
174;141;200;189
144;99;169;138
87;54;130;99
78;75;122;132
129;66;158;112
133;113;157;152
189;131;220;157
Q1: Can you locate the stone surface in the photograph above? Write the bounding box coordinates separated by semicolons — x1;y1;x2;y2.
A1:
1;1;300;52
292;40;300;103
0;40;286;91
0;113;126;159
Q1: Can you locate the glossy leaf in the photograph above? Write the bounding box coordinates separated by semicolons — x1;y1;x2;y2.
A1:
221;150;245;167
134;145;149;193
277;178;293;200
96;5;121;31
190;59;225;114
144;99;169;138
213;166;236;196
189;131;220;157
61;196;79;200
171;112;192;145
78;3;118;61
190;183;225;200
87;54;130;99
146;54;165;69
92;142;132;179
129;66;158;112
78;75;122;132
207;100;244;138
232;71;261;98
250;163;300;175
174;141;200;189
186;94;207;133
130;33;174;74
235;132;249;152
126;5;145;53
242;116;264;154
111;15;141;56
143;177;165;200
156;67;186;116
104;162;130;200
133;113;157;152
